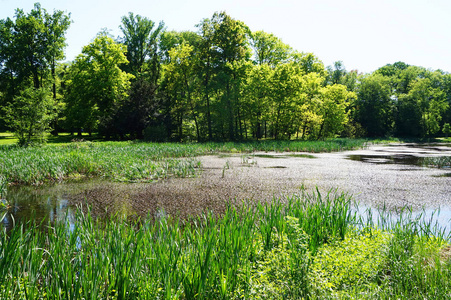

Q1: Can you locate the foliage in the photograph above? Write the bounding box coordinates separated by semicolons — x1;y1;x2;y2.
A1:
0;139;367;185
443;123;451;137
119;13;164;76
2;5;451;142
355;74;395;137
0;189;449;299
64;32;134;136
0;3;71;91
310;228;390;297
2;87;56;146
250;30;292;66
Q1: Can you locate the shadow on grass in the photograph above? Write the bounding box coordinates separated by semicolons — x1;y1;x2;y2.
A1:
0;133;16;145
46;133;101;144
0;132;102;145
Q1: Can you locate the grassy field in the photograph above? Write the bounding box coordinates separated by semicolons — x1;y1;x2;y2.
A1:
0;138;368;185
0;132;17;145
0;189;449;299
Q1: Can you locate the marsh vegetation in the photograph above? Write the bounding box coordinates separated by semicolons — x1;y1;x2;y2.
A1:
1;190;450;299
1;140;451;299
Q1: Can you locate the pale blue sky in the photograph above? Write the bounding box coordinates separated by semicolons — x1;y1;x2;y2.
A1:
1;0;450;73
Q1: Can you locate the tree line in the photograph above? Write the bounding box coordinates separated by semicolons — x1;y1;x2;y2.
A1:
1;4;451;145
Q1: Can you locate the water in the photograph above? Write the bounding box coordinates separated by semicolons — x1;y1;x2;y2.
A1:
354;203;451;238
2;180;451;238
2;143;451;235
348;154;451;168
2;184;77;232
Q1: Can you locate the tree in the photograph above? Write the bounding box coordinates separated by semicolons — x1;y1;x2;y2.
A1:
64;32;133;136
250;31;291;67
291;52;326;77
3;87;56;146
0;4;70;142
318;84;355;138
290;73;322;139
196;16;216;140
242;63;273;139
397;77;448;137
270;62;303;139
443;123;451;137
211;12;251;141
326;61;347;85
163;43;201;141
0;4;70;91
119;12;164;79
355;74;395;137
159;30;200;63
113;77;159;139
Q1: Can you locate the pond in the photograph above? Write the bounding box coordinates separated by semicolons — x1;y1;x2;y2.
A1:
2;143;451;234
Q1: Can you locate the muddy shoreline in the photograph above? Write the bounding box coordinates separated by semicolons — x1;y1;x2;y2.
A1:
66;143;451;219
5;143;451;228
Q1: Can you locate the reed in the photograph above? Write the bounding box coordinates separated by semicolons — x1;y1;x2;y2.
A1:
1;188;449;299
0;139;368;185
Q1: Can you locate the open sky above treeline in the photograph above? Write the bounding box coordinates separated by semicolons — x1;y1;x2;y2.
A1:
1;0;450;74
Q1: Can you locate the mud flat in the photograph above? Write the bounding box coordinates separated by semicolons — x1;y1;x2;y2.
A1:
5;143;451;229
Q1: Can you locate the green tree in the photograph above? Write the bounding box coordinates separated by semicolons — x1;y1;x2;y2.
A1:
242;63;273;139
318;84;355;138
196;11;251;141
211;12;251;140
397;77;448;137
65;32;133;136
250;30;292;67
355;74;395;137
270;62;303;139
119;12;164;79
196;17;216;140
163;43;201;141
291;52;326;77
3;87;56;146
0;4;70;139
326;61;347;85
43;7;71;101
159;30;200;63
294;72;323;139
443;123;451;137
0;4;70;91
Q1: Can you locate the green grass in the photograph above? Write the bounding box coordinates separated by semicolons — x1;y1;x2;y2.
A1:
0;138;368;185
0;141;204;185
0;189;449;299
0;132;17;145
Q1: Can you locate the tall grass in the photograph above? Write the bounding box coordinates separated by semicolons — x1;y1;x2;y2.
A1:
0;142;203;185
0;139;368;185
423;156;451;168
1;188;449;299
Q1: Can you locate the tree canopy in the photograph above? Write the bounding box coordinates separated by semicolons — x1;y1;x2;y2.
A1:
1;5;451;144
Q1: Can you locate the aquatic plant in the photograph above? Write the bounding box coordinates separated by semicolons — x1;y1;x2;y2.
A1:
0;139;368;185
0;189;449;299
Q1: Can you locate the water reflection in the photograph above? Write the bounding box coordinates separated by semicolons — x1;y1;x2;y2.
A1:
354;204;451;237
2;184;76;232
348;154;451;169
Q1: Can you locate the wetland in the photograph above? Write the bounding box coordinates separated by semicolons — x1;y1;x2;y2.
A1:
1;140;451;299
3;142;451;232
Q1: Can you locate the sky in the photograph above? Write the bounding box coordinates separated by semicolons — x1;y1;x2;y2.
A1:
1;0;450;74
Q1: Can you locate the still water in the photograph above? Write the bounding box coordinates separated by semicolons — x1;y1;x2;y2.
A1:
2;143;451;236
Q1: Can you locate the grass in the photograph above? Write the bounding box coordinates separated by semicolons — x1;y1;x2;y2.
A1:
0;138;368;185
0;132;17;145
0;142;203;185
0;189;449;299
